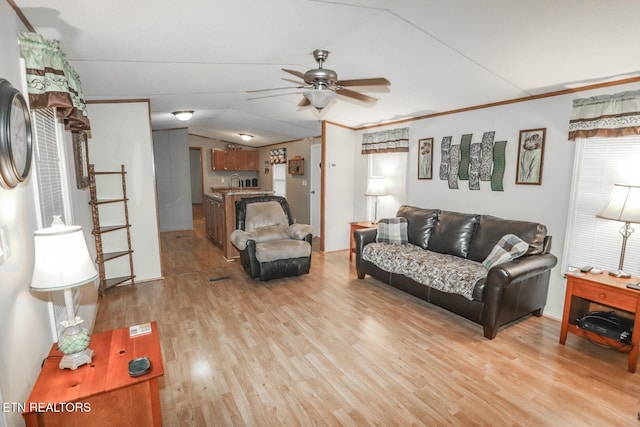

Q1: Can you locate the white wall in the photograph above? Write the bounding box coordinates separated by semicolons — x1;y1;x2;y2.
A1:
87;101;162;282
152;129;192;232
0;6;55;427
324;123;357;251
345;81;640;321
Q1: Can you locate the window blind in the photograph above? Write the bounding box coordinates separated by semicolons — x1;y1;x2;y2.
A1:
32;108;66;227
31;107;76;338
564;136;640;276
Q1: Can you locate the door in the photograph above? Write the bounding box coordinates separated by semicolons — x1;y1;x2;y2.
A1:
310;144;321;237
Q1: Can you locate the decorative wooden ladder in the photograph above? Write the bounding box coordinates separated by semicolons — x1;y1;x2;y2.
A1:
88;164;135;296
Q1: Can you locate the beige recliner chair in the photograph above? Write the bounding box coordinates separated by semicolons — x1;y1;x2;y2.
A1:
231;196;313;281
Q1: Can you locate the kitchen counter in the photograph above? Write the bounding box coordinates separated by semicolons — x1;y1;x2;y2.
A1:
205;189;273;259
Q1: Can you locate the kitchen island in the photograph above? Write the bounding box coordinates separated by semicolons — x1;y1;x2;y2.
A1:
205;188;273;260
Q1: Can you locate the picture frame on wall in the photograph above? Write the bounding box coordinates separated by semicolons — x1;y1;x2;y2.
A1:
418;138;433;179
516;128;545;185
73;131;90;189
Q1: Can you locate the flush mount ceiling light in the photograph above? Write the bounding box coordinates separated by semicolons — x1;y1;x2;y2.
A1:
172;110;194;121
240;133;254;142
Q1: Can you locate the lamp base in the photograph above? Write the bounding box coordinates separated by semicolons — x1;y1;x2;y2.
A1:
59;348;93;370
609;269;631;278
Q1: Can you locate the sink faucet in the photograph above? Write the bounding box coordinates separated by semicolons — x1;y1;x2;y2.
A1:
229;174;242;190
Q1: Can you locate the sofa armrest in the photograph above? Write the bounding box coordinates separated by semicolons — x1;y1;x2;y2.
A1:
482;253;558;338
231;229;252;250
355;228;377;254
487;253;558;288
287;223;314;240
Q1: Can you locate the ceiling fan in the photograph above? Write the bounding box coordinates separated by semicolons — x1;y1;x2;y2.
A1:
248;49;391;111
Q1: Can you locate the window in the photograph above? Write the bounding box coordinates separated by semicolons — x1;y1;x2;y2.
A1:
563;136;640;276
31;107;71;228
273;163;286;197
31;107;76;338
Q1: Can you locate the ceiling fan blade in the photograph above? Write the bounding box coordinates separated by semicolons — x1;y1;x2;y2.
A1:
297;96;311;107
336;88;377;104
337;77;390;87
283;68;306;80
248;92;303;101
247;86;298;93
283;77;306;86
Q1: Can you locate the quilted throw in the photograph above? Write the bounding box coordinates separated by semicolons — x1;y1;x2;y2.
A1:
362;243;487;300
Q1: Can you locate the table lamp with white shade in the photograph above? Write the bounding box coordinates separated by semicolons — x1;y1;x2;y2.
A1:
365;176;388;222
596;183;640;278
30;218;98;369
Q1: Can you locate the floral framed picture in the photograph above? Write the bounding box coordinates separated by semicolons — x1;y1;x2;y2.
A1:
418;137;433;179
516;128;545;185
72;131;90;189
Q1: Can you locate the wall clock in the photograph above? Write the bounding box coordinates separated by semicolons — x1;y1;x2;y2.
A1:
0;79;33;189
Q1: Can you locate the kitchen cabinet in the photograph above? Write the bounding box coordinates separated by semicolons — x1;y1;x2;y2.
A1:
211;149;258;171
205;195;224;247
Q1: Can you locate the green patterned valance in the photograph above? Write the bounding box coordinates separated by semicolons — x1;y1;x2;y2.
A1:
568;90;640;141
362;127;409;154
18;32;90;132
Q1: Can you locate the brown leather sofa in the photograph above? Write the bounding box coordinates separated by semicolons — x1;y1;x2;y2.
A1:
355;205;558;339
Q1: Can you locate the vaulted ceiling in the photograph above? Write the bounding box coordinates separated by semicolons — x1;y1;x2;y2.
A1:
13;0;640;146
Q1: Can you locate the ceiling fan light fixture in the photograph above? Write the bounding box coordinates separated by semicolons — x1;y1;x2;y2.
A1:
240;133;254;141
172;110;194;121
303;88;337;111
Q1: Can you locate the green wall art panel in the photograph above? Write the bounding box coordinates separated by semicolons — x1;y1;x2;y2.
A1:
458;134;472;180
490;140;507;191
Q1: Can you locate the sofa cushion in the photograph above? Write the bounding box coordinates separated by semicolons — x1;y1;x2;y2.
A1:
427;210;479;258
245;201;289;232
396;205;439;249
255;239;311;263
482;234;530;269
376;217;408;245
467;215;548;262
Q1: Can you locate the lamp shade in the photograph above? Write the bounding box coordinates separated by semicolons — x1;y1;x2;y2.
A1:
303;88;337;110
596;183;640;224
30;225;98;292
365;176;388;197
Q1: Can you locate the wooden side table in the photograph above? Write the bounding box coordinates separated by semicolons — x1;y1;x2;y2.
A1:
349;221;377;261
23;321;164;426
560;272;640;372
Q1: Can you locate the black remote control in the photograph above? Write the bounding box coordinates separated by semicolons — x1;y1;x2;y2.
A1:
626;283;640;291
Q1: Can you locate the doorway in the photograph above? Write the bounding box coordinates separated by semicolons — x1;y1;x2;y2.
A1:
189;147;204;220
310;144;321;238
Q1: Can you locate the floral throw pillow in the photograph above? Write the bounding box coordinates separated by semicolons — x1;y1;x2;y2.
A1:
483;233;529;269
376;217;408;245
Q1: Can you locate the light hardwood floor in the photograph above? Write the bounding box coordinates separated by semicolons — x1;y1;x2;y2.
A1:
94;219;640;426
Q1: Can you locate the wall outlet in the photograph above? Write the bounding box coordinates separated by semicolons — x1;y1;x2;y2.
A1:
302;179;307;186
221;178;225;183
